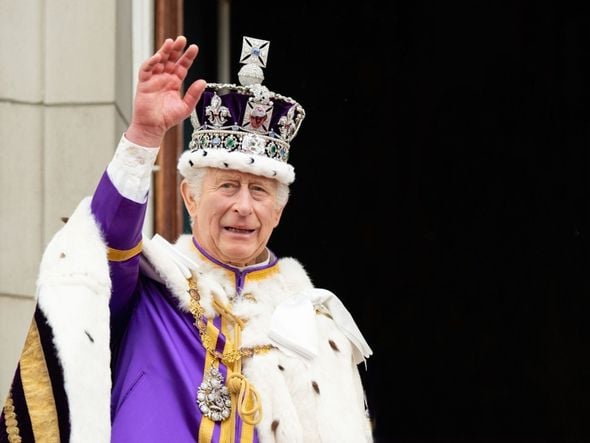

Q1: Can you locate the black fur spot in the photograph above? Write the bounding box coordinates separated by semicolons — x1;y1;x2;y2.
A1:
84;330;95;343
312;380;320;394
271;420;279;432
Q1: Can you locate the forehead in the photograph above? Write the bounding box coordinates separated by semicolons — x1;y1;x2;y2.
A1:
206;168;278;187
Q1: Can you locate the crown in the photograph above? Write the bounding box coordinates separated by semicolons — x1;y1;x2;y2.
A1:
178;36;306;185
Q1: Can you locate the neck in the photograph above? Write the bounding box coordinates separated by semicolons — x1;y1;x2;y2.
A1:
227;249;269;268
191;236;270;269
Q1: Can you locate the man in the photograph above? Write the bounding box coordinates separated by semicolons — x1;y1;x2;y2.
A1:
1;35;373;442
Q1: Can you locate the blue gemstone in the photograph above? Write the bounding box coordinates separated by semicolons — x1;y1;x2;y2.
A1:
212;136;221;146
251;48;261;57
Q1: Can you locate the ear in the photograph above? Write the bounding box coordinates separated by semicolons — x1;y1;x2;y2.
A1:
180;179;197;217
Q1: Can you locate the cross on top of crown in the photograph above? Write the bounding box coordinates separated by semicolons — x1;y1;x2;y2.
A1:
239;36;270;68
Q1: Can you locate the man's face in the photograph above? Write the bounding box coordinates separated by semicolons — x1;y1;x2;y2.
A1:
184;169;284;267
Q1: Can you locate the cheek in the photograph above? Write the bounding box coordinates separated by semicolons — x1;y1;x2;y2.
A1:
203;200;231;222
265;206;283;227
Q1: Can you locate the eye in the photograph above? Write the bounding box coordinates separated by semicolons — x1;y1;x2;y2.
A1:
218;182;239;194
250;183;273;198
251;185;267;193
250;186;274;202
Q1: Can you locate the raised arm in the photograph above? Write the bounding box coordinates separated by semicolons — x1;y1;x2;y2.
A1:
91;36;206;327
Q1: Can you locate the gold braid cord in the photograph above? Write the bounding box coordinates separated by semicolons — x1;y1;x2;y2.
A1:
187;277;271;426
226;373;262;425
3;391;22;443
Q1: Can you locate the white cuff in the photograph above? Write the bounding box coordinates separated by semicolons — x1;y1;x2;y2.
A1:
107;135;159;203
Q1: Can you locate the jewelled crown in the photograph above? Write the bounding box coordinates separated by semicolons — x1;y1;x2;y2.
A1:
178;36;306;185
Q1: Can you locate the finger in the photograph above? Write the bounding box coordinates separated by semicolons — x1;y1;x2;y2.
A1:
140;53;161;71
183;79;207;111
140;38;173;78
168;36;187;64
157;38;175;66
164;36;186;73
164;36;188;74
137;53;162;80
177;44;199;71
173;44;199;80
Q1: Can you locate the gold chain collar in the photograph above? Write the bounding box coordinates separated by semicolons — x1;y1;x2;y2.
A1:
187;277;274;365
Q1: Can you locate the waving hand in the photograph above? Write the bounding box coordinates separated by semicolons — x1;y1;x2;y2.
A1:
126;36;207;147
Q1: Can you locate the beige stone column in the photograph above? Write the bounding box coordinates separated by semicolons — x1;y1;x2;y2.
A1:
0;0;139;404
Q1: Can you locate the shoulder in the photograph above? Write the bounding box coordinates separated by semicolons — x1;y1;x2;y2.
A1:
38;197;109;289
277;256;315;292
171;234;195;256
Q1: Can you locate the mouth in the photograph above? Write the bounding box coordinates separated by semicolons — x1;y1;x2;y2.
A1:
225;227;255;234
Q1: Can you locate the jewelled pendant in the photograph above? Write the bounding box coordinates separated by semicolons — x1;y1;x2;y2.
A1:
196;366;232;421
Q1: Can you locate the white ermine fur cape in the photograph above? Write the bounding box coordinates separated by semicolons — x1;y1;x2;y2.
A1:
35;197;373;443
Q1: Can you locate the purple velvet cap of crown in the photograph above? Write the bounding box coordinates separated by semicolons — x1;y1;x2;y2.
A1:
195;88;300;145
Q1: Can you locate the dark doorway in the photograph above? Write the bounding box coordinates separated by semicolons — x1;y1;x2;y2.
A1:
184;2;590;442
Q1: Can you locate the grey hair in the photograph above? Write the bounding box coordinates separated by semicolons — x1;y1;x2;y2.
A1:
184;167;290;208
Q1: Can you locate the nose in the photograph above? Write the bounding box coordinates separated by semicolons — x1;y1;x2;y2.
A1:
233;186;254;216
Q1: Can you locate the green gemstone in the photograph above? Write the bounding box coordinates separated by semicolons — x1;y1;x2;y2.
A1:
225;136;236;149
198;135;210;147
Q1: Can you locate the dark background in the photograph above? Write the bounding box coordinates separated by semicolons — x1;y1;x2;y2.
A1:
185;2;590;442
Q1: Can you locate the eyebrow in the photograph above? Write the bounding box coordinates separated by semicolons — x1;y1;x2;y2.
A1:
216;174;274;186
